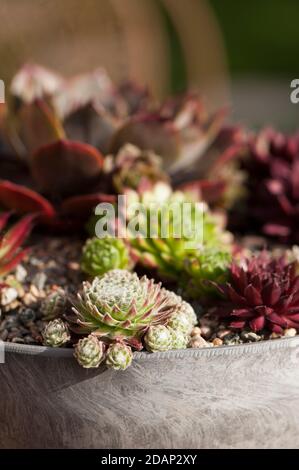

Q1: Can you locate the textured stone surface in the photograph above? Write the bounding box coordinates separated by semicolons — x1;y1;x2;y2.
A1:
1;338;299;448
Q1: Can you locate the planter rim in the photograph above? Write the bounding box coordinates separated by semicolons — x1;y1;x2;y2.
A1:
3;335;299;362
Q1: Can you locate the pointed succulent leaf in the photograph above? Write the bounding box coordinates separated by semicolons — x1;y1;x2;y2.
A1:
0;180;56;218
0;213;35;262
31;139;104;197
8;99;65;156
0;247;30;277
61;193;116;216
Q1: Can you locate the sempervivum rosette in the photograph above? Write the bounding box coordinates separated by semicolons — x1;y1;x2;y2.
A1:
80;237;130;277
69;269;179;350
74;334;106;369
129;193;232;298
212;251;299;334
42;319;70;347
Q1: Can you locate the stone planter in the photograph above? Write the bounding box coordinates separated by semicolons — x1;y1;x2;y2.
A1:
1;337;299;449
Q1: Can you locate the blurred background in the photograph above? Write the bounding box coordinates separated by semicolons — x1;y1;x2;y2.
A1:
0;0;298;130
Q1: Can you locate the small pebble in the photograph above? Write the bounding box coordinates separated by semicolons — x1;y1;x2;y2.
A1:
29;257;44;268
217;329;232;339
19;308;36;325
0;329;8;341
270;332;281;339
15;265;27;282
68;262;80;271
200;326;212;339
29;285;41;298
189;335;208;348
2;316;19;330
0;287;18;307
11;337;25;344
32;272;47;291
23;293;38;307
24;336;35;344
212;338;223;346
284;328;297;337
223;333;241;345
241;331;261;342
191;327;201;337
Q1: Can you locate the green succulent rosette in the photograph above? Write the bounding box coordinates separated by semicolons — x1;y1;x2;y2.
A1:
81;237;130;277
74;335;105;368
105;342;133;370
42;319;70;348
144;325;172;353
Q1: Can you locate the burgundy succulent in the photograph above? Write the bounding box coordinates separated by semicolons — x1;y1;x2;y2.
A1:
0;64;149;229
0;64;245;226
111;93;245;208
213;251;299;334
244;128;299;243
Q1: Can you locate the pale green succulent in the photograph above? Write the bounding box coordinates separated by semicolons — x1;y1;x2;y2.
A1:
167;310;193;335
42;319;70;347
74;334;105;368
169;328;189;350
163;289;197;331
41;288;67;320
81;237;129;277
105;342;133;370
70;269;178;350
144;325;172;352
129;197;231;298
185;248;231;298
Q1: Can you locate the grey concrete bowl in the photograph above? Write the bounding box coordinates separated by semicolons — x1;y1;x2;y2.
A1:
1;337;299;449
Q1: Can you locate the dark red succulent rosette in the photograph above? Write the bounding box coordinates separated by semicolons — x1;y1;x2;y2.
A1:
0;139;116;232
212;251;299;334
243;128;299;244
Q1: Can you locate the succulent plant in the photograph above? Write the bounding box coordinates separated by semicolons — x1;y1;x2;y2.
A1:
105;342;133;370
184;248;231;298
40;288;67;320
144;325;172;352
81;237;130;277
74;334;105;368
169;328;189;350
212;251;299;334
241;128;299;243
0;212;34;277
0;64;244;226
42;319;70;347
162;289;198;327
69;269;179;350
104;144;169;194
175;126;247;210
110;94;245;209
0;64;149;229
167;310;193;335
129;196;232;297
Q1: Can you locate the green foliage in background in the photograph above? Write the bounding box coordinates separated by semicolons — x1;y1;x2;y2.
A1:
210;0;299;76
